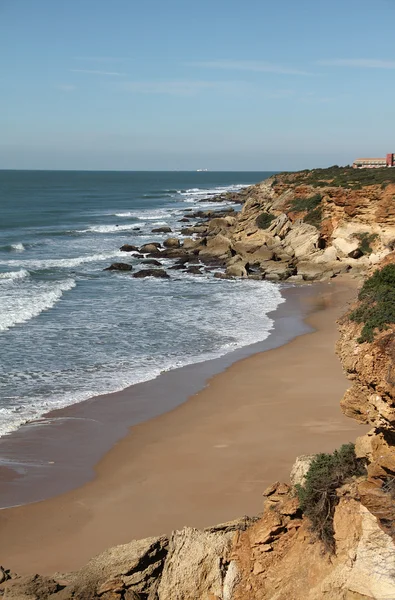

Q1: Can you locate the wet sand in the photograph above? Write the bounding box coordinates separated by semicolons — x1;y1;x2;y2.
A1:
0;280;366;574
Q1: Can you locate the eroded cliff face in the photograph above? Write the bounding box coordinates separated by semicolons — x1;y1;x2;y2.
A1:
336;256;395;541
178;174;395;283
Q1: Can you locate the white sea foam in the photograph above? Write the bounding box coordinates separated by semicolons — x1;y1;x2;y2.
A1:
0;278;76;332
79;224;141;234
0;269;30;281
0;251;125;270
10;243;25;252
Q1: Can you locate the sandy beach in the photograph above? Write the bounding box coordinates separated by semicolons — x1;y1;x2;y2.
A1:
0;280;366;575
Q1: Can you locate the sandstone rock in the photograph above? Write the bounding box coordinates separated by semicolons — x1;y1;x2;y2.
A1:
120;244;139;252
199;234;233;260
261;261;294;280
133;269;170;279
207;217;234;232
163;238;180;249
157;527;235;600
290;455;316;487
65;536;168;599
213;272;232;280
182;238;204;251
152;227;172;233
104;263;133;272
225;263;248;278
296;261;333;281
181;226;207;236
2;574;62;599
283;223;320;259
140;243;162;254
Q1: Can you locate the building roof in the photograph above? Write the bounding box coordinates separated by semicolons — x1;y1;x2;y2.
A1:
353;158;386;162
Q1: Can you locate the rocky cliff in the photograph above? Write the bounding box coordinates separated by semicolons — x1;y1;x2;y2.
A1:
157;166;395;283
3;168;395;599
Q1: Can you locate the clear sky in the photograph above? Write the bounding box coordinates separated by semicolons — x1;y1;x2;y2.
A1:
2;0;395;171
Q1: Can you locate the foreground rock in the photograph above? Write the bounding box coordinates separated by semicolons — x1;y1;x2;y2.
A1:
120;244;139;253
133;269;170;279
104;263;133;271
152;227;172;233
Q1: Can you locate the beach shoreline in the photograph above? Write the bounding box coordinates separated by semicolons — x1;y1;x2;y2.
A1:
0;278;367;575
0;282;312;509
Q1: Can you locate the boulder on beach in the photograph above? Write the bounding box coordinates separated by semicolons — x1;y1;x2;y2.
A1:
119;244;139;252
152;226;172;233
133;269;170;279
104;263;133;272
139;243;162;254
163;237;181;249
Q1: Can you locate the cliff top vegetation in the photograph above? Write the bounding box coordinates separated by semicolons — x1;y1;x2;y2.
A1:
274;165;395;190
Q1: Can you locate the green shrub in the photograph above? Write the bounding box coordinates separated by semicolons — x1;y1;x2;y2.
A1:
349;264;395;343
289;193;323;228
353;232;378;255
256;212;275;229
290;193;323;213
304;206;322;228
296;443;366;553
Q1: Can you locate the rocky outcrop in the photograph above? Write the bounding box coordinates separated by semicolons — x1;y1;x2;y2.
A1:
173;172;395;281
104;263;133;271
120;244;139;253
336;265;395;540
133;269;170;279
231;483;395;600
0;521;253;600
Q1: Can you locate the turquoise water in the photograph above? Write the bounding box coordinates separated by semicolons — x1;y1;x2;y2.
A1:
0;170;283;437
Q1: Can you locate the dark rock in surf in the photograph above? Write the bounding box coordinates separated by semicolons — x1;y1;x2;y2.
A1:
133;269;170;279
104;263;133;272
120;244;139;252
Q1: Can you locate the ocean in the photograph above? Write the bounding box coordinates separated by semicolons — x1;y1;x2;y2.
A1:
0;170;284;438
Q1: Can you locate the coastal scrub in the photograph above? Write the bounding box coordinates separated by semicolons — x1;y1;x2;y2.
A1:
349;264;395;343
256;212;275;229
296;443;366;552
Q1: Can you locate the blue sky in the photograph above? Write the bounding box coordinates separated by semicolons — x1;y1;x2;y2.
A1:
2;0;395;170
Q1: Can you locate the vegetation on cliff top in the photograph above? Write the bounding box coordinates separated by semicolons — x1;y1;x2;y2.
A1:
296;443;366;553
349;264;395;343
276;165;395;190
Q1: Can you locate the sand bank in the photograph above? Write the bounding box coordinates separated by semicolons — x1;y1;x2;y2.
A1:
0;281;366;574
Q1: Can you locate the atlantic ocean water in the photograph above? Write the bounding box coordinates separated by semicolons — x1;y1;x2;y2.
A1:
0;170;283;439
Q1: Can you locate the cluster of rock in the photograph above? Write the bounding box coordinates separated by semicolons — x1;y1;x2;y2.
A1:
2;466;394;599
105;175;395;283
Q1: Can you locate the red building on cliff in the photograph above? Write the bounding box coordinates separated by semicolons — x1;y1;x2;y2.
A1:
353;153;395;168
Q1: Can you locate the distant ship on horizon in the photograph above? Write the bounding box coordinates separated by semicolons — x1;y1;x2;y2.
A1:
196;168;208;172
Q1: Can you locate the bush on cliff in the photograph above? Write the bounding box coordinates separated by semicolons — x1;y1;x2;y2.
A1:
296;443;366;553
289;193;323;228
256;212;275;229
353;232;378;256
349;264;395;343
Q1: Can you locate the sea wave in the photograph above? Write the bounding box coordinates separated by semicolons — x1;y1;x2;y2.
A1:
0;251;125;270
79;224;142;234
10;243;25;252
0;269;30;282
0;278;76;332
